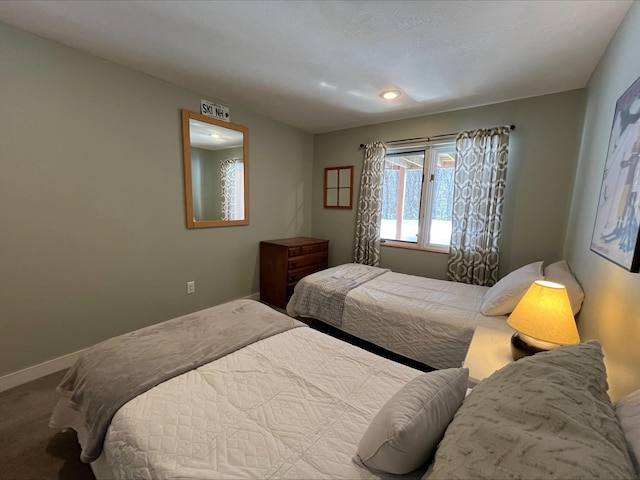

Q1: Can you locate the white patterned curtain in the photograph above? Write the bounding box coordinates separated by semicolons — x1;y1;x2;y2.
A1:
220;158;239;221
354;141;387;266
447;127;511;286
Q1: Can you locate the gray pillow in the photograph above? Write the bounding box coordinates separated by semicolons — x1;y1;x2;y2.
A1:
615;388;640;474
355;368;468;475
425;341;636;480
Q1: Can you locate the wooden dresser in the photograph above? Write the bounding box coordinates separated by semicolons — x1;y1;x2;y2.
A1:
260;237;329;309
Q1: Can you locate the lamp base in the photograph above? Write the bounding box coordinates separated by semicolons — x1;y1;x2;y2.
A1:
510;332;549;361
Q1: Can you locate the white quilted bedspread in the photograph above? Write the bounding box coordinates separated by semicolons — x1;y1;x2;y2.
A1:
341;272;513;370
103;327;423;479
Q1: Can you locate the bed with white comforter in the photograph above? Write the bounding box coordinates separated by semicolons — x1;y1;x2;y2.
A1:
102;327;422;479
50;299;424;479
286;263;513;369
49;298;638;480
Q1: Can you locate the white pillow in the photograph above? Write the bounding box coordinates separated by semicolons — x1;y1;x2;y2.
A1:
354;368;469;475
480;261;544;316
615;388;640;473
544;260;585;315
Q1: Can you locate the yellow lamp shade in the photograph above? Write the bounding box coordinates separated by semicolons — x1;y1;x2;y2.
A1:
507;280;580;345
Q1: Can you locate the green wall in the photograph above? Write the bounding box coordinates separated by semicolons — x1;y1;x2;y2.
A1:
564;1;640;401
4;3;640;403
0;23;313;376
312;90;586;279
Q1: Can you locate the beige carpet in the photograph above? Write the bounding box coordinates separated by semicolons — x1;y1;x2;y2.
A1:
0;370;95;480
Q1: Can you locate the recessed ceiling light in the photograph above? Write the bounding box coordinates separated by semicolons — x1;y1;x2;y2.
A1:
380;90;401;100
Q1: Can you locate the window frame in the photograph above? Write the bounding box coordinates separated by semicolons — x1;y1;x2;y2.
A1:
380;141;455;254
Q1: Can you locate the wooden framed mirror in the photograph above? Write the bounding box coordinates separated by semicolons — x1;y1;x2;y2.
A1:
181;110;249;228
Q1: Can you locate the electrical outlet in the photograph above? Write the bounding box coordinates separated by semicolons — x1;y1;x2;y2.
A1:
186;281;195;294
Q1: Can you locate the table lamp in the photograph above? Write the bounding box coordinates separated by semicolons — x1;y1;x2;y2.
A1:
506;280;580;361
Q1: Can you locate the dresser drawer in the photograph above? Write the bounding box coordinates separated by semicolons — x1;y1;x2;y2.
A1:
300;243;328;256
288;264;325;283
288;252;327;270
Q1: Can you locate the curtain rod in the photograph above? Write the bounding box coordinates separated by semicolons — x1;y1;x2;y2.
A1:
359;124;516;148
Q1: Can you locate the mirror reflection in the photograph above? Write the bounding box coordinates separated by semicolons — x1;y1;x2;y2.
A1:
181;110;249;228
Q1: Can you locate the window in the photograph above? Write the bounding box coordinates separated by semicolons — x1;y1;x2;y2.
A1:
324;166;353;209
381;143;455;252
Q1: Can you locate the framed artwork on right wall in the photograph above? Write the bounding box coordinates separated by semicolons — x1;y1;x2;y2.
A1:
591;74;640;273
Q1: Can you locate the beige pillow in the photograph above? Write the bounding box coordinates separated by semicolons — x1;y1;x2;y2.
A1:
355;368;469;475
544;260;585;315
480;261;544;316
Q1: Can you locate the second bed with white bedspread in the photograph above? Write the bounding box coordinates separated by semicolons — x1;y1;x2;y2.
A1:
287;264;513;369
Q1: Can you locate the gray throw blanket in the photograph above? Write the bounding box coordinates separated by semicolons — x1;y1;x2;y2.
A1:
286;263;389;328
52;299;304;463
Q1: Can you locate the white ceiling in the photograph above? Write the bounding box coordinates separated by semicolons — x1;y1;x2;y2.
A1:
189;118;243;151
0;0;633;134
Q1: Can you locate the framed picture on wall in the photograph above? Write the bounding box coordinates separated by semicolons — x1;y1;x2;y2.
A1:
324;166;354;209
590;74;640;273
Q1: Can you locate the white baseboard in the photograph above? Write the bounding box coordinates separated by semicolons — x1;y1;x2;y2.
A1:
0;348;84;393
0;294;263;393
